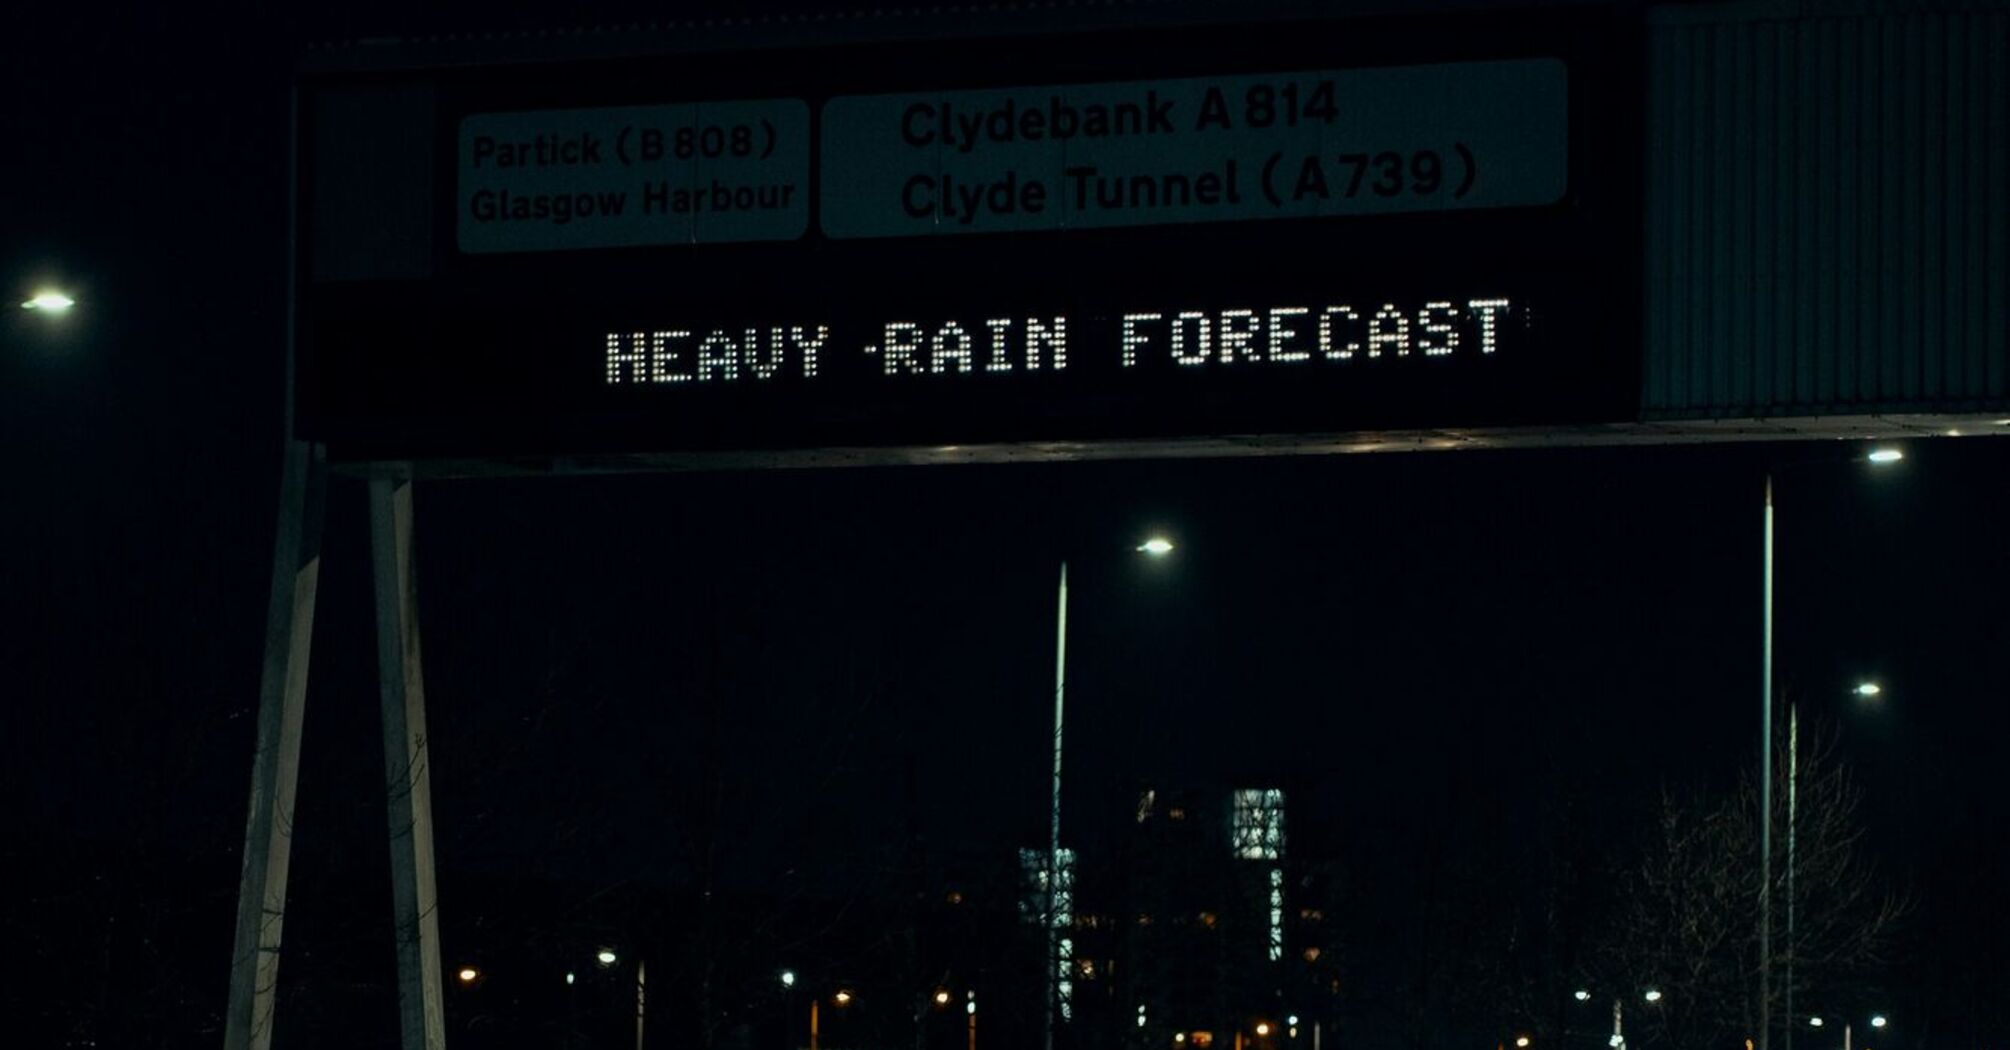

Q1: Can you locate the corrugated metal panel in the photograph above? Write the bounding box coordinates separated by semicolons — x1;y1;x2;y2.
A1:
1644;1;2010;418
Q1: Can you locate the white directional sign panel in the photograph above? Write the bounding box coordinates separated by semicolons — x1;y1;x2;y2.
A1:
820;59;1566;239
458;99;811;253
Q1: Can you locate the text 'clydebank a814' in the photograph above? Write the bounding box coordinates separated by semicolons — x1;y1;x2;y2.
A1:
819;60;1566;238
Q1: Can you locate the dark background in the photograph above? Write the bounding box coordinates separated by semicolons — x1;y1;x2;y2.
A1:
4;2;2007;1048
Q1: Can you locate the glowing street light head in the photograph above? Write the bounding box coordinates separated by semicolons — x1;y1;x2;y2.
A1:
1574;990;1592;1002
833;989;854;1006
21;290;75;313
1643;989;1664;1004
1516;1036;1532;1048
1254;1022;1272;1037
779;969;796;988
1809;1017;1825;1029
456;967;480;984
595;949;618;966
1854;681;1883;698
1137;536;1176;556
1866;448;1904;464
1871;1015;1888;1029
934;989;952;1006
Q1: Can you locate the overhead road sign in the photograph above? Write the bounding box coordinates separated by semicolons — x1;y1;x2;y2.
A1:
296;6;1640;466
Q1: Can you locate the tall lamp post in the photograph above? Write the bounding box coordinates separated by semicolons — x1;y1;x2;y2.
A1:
1045;535;1175;1050
1759;448;1901;1050
1783;680;1886;1050
1045;559;1068;1050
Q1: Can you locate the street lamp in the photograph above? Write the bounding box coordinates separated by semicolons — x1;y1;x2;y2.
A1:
596;948;619;967
1759;448;1902;1050
780;969;796;989
1575;986;1657;1050
1044;534;1177;1050
1852;682;1882;698
456;966;480;985
20;289;75;314
1805;1013;1887;1050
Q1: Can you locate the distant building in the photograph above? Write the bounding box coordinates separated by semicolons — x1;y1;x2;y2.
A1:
1011;784;1339;1049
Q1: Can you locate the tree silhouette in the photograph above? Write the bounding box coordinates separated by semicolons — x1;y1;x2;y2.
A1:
1595;724;1908;1049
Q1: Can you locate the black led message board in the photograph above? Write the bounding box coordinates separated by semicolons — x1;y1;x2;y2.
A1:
296;7;1642;463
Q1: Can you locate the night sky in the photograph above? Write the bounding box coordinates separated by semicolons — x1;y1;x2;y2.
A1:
5;2;2008;1048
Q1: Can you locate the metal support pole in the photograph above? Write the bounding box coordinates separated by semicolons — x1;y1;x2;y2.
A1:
1760;473;1775;1050
371;475;447;1050
635;958;647;1050
1045;561;1069;1050
810;998;820;1050
222;440;326;1050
